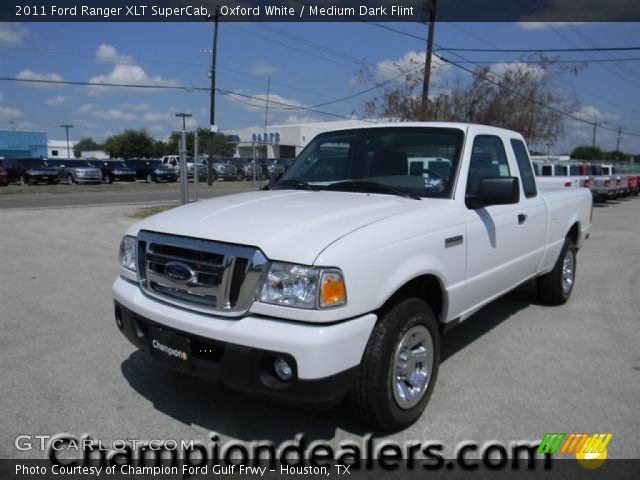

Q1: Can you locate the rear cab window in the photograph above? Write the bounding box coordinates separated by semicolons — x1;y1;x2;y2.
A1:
510;139;537;198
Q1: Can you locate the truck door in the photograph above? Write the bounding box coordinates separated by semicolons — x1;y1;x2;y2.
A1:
462;135;546;312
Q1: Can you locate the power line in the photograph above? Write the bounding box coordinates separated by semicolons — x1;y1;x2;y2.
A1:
435;46;640;53
0;76;372;122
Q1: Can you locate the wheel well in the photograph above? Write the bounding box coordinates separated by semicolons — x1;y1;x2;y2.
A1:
567;222;580;245
380;275;444;321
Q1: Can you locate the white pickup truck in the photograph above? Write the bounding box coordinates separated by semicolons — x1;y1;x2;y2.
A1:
113;123;592;431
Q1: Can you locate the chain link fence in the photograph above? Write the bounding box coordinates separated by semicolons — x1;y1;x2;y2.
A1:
195;133;301;193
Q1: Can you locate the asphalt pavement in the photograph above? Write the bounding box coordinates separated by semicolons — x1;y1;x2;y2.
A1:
1;195;639;460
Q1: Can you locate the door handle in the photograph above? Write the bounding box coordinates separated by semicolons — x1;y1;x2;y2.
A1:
518;213;527;225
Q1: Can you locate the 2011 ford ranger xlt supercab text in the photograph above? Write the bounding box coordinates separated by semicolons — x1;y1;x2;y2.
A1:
113;123;592;431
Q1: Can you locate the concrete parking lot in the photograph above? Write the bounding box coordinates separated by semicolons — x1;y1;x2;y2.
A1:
1;196;639;459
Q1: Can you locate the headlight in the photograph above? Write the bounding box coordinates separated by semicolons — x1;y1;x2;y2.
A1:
118;235;137;272
258;262;346;309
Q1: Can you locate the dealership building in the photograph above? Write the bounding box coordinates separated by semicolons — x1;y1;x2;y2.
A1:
0;129;48;158
47;139;79;159
224;119;370;159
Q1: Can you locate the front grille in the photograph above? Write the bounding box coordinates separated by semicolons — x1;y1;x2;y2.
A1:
137;231;268;316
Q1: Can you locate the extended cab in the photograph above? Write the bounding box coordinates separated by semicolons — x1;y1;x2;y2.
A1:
113;123;592;431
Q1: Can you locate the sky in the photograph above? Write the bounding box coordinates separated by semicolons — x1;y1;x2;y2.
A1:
0;21;639;154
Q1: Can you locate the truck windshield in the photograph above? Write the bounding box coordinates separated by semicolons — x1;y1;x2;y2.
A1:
276;127;464;198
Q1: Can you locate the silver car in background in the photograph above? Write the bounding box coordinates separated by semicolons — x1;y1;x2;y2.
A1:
59;160;103;184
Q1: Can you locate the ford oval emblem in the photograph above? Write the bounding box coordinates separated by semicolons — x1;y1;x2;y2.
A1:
164;262;196;284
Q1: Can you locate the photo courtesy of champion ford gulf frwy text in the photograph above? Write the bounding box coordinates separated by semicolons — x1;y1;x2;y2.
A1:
0;1;639;479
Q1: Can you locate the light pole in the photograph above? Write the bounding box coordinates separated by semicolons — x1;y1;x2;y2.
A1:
60;124;74;159
175;113;192;204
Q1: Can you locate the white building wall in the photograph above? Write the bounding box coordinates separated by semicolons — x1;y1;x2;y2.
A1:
47;140;78;159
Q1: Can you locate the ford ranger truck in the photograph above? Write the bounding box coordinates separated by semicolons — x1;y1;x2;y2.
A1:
113;123;592;431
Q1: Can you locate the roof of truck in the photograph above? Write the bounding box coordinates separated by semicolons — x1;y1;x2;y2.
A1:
318;122;522;137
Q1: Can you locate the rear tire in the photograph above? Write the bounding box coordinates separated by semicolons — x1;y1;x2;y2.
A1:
105;174;113;184
145;173;153;184
537;237;577;305
348;298;440;432
19;175;27;186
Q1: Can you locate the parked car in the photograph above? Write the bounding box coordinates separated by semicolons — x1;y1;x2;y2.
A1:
601;164;626;198
576;163;613;202
0;163;8;186
125;159;177;183
113;123;592;431
262;158;287;177
160;155;199;179
0;157;60;185
533;161;587;189
209;158;239;181
232;158;265;181
88;160;136;184
59;160;103;184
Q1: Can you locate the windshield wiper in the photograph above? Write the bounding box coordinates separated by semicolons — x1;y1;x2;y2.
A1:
325;180;421;200
273;178;318;191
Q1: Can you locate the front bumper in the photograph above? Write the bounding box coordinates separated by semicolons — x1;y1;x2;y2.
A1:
76;175;102;183
112;277;376;406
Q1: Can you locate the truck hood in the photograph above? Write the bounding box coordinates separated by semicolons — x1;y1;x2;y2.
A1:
133;190;427;264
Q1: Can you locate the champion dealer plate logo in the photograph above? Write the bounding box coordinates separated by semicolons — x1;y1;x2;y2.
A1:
152;339;188;361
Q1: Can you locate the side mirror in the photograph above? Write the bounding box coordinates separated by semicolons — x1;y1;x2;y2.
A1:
467;177;520;209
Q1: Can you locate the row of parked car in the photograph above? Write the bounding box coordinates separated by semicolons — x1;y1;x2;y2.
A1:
533;160;640;202
0;156;293;186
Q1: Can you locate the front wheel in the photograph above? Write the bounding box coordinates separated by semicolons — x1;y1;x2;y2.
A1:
104;174;113;184
348;298;440;432
145;173;154;183
537;237;577;305
19;175;27;186
66;174;74;185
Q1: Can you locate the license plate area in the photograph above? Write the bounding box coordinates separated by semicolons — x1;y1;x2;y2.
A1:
149;327;192;372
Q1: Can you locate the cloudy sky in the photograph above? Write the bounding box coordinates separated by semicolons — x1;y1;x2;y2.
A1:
0;21;639;153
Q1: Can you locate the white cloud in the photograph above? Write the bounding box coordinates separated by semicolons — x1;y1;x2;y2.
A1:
79;103;137;121
226;91;302;113
120;102;151;112
285;115;319;124
16;121;37;130
0;23;29;47
488;62;545;79
142;112;171;122
16;69;64;88
517;21;590;31
251;61;279;75
95;44;134;65
0;106;24;119
46;96;66;107
87;64;179;95
376;50;450;82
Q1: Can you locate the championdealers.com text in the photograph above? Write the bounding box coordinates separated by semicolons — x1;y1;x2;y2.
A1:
14;433;552;475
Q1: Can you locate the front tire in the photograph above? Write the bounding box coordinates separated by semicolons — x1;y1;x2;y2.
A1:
104;174;113;184
348;298;440;432
66;174;74;185
537;237;577;305
145;173;153;183
19;175;27;186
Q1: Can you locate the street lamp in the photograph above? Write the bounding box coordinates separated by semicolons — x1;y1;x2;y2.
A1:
60;124;74;159
175;112;192;131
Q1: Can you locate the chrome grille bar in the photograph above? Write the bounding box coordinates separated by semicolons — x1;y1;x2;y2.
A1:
136;230;268;316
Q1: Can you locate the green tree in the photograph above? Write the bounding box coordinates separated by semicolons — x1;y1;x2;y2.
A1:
73;137;104;158
604;150;630;161
104;129;156;159
571;145;603;160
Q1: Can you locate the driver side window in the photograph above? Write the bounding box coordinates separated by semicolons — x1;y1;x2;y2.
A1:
466;135;510;196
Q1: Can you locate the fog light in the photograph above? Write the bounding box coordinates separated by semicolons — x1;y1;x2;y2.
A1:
274;357;293;382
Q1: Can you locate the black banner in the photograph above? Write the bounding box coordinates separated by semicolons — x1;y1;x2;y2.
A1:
4;0;640;22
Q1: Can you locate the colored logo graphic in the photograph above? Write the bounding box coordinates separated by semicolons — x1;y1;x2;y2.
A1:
538;432;612;469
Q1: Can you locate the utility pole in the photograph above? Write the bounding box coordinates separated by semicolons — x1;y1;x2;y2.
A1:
60;124;74;159
615;126;622;152
207;8;220;186
592;114;597;148
421;0;437;120
175;113;192;205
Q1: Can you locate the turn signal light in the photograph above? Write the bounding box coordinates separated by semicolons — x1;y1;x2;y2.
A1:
319;271;347;308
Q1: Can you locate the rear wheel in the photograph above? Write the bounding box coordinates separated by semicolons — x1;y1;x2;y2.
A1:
19;175;27;186
145;173;153;183
348;298;440;432
236;170;244;182
104;174;113;184
537;237;577;305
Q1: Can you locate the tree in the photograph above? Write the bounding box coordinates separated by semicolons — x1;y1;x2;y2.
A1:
73;137;103;158
571;145;603;160
604;150;631;161
358;56;579;146
104;129;156;159
168;128;237;158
